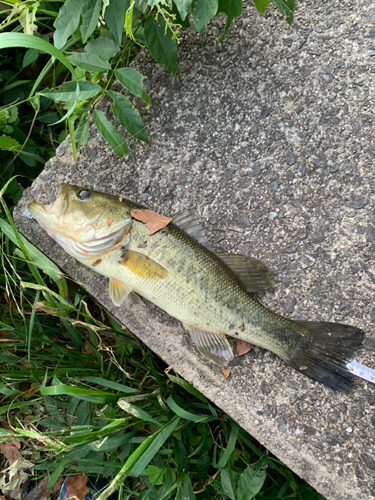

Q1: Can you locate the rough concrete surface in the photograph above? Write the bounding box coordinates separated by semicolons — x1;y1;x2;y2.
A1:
14;0;375;498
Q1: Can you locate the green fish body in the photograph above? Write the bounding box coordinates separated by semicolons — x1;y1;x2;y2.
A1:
28;184;365;392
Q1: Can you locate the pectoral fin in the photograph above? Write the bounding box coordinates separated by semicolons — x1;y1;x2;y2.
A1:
109;278;133;306
121;250;168;280
216;253;274;293
183;324;234;365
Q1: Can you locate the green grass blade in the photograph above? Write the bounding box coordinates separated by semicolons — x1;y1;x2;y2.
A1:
166;396;215;423
131;417;180;477
216;421;239;469
0;33;77;78
40;384;118;404
166;374;209;404
82;377;139;393
0;218;67;295
117;399;163;428
47;456;71;489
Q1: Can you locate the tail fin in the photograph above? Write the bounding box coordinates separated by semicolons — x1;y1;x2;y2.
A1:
288;321;365;393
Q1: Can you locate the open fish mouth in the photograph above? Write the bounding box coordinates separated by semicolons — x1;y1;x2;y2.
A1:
28;185;69;224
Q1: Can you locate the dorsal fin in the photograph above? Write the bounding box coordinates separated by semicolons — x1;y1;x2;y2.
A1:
173;214;212;249
216;253;274;293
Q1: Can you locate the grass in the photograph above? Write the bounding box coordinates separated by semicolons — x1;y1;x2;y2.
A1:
0;191;325;500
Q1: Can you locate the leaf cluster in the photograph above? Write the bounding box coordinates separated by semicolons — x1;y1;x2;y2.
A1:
0;0;295;205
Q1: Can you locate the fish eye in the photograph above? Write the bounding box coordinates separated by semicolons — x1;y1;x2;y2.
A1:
78;189;91;200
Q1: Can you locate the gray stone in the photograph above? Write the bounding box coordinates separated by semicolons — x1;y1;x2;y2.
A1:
285;296;297;314
312;229;325;244
367;224;375;244
299;254;316;269
312;156;327;168
349;194;369;209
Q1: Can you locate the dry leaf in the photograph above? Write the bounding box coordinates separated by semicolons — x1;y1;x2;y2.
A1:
222;369;230;379
299;365;308;371
106;217;113;227
22;476;64;500
65;475;90;500
0;440;22;465
130;208;174;235
236;339;254;357
0;459;34;495
83;335;96;357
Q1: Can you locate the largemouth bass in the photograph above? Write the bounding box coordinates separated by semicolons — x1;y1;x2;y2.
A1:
28;184;365;392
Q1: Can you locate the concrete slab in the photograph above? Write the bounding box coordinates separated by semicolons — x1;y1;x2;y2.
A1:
15;0;375;498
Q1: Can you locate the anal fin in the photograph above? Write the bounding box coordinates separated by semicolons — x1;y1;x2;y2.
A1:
183;324;234;365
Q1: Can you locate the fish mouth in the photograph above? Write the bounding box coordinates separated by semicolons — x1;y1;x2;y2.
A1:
28;185;69;220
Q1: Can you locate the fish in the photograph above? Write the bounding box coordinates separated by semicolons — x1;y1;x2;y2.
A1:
28;184;365;393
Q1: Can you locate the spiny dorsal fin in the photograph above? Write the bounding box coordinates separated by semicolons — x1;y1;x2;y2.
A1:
216;253;274;293
173;214;212;249
183;323;234;365
109;278;132;306
121;250;168;280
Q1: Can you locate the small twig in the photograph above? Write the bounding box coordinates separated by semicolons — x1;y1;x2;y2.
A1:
1;106;39;182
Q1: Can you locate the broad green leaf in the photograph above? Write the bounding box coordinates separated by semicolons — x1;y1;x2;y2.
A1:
217;0;242;42
41;81;102;101
0;33;77;78
16;149;45;164
173;0;193;21
85;36;120;60
54;0;85;49
236;453;268;500
178;474;195;500
166;396;215;423
75;119;90;147
221;466;236;500
147;465;165;485
144;15;177;74
19;3;38;34
0;135;21;151
22;48;39;68
115;68;150;107
108;90;149;143
253;0;270;15
80;0;103;43
270;0;295;24
216;421;239;468
94;110;128;157
68;53;112;72
37;111;61;124
125;0;135;40
104;0;130;45
191;0;218;34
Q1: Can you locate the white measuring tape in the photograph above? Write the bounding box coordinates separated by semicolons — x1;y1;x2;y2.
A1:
346;361;375;384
